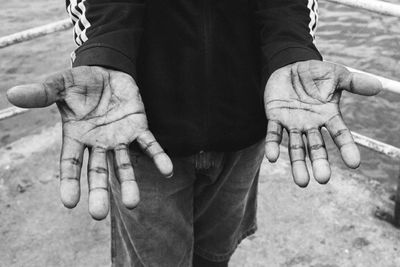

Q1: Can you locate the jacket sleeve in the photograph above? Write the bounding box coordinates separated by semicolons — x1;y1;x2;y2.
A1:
255;0;323;87
66;0;146;79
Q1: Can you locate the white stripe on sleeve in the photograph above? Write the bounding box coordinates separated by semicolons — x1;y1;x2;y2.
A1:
67;4;79;22
307;0;318;43
68;0;92;46
77;0;91;43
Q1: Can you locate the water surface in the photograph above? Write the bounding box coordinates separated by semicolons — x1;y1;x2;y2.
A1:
317;1;400;192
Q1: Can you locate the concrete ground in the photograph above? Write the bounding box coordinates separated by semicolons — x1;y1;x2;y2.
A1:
0;124;399;267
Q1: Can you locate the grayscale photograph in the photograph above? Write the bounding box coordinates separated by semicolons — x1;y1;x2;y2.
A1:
0;0;399;266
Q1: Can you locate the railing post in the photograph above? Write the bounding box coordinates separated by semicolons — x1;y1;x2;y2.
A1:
394;166;400;227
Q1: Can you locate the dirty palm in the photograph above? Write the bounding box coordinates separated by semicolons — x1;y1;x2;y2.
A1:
7;60;381;219
264;60;381;186
7;66;173;220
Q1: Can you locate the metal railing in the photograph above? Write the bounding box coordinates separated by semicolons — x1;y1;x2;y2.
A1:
325;0;400;226
0;19;72;49
1;0;400;225
327;0;400;17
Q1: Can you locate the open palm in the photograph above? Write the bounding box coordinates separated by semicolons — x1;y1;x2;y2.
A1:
264;60;381;187
7;66;173;220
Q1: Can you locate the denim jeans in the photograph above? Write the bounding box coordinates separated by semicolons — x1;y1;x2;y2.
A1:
109;139;265;267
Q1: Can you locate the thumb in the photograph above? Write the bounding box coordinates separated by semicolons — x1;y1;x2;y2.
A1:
7;72;66;108
338;69;382;96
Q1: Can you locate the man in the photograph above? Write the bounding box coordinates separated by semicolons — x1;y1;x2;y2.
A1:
7;0;382;266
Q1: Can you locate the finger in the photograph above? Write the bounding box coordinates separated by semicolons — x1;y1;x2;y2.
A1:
6;72;68;108
306;128;331;184
60;136;84;208
337;67;382;96
289;130;310;187
265;120;282;162
137;130;173;178
113;144;140;209
325;114;360;168
88;147;110;220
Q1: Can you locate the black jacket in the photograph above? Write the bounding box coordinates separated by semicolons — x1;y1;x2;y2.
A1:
67;0;322;156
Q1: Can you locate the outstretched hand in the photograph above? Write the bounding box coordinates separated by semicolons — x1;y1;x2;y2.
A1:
264;60;381;187
7;66;173;220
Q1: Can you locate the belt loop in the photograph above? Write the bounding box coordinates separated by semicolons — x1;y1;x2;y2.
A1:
193;151;216;171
